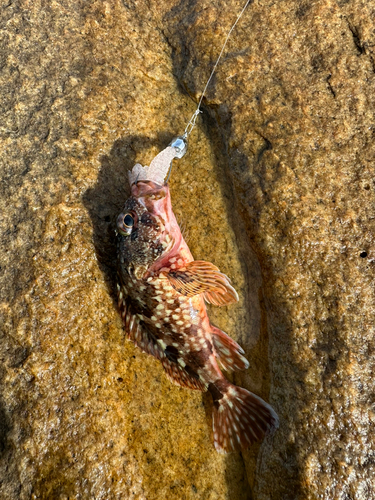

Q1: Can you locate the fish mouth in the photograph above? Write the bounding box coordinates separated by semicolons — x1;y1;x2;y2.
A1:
131;180;166;197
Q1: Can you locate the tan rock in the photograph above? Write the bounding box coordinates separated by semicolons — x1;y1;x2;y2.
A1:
0;0;374;499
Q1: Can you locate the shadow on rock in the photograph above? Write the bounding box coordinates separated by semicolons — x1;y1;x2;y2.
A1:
202;103;304;498
82;132;174;303
0;369;20;499
0;399;11;459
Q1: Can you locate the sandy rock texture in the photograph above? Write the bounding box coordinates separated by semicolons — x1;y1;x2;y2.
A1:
0;0;374;499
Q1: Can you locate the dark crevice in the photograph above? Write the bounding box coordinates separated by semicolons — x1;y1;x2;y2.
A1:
369;54;375;74
326;74;336;98
346;21;366;55
190;94;304;497
254;131;273;162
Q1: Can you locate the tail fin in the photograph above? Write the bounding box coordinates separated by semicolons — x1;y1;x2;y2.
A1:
209;380;279;453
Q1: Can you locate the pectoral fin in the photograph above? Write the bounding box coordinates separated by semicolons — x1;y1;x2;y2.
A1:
165;260;238;306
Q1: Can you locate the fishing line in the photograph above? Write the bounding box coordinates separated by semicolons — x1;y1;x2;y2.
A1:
136;0;252;184
183;0;252;139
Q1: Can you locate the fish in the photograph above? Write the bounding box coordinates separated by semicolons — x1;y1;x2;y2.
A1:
115;146;278;452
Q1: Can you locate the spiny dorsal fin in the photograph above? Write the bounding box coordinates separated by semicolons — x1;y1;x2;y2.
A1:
164;260;239;307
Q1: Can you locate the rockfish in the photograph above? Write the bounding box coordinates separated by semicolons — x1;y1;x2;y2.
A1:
116;145;278;452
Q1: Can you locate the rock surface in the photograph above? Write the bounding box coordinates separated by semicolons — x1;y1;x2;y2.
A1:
0;0;374;499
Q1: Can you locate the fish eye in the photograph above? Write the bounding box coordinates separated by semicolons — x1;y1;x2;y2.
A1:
117;211;137;236
123;214;134;227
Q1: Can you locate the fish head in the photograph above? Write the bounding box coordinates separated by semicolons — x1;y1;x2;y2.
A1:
116;181;181;280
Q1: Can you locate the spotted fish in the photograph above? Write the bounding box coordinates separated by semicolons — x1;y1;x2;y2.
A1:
116;173;278;452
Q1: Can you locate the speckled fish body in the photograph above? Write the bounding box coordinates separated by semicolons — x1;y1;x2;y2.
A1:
116;180;278;452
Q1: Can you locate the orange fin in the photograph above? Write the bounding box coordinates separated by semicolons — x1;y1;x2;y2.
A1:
209;380;279;453
211;326;249;372
165;260;238;306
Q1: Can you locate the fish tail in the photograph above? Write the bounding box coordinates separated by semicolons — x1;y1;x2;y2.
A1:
209;379;279;453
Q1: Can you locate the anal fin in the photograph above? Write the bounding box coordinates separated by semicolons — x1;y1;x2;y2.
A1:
211;326;249;372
